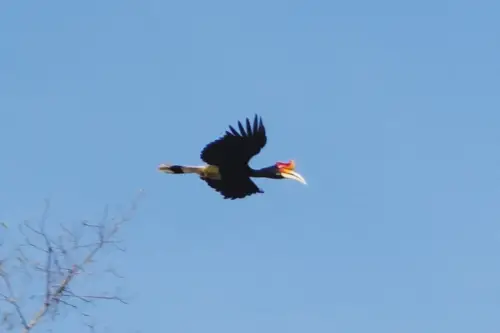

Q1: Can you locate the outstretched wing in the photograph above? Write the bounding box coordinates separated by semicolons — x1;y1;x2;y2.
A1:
200;115;267;167
203;177;264;200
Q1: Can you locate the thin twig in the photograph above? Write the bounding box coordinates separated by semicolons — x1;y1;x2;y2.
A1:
0;272;28;330
15;191;143;333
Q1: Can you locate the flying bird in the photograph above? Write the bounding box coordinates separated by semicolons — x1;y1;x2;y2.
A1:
158;115;306;199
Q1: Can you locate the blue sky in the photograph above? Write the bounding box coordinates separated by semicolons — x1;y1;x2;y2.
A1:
1;0;500;332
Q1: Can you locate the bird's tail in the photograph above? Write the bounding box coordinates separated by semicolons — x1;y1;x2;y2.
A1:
157;163;204;175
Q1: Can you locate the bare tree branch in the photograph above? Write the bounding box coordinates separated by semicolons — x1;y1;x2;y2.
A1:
0;190;143;333
0;273;28;330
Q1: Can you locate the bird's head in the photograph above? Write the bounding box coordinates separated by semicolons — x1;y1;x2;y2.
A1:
274;160;307;184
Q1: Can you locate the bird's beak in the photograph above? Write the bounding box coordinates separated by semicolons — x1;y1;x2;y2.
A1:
281;169;307;184
278;160;307;185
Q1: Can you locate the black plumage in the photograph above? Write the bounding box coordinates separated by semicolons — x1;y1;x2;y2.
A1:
200;115;269;199
158;114;306;200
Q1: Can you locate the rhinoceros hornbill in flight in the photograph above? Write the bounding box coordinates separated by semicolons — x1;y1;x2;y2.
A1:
157;115;306;199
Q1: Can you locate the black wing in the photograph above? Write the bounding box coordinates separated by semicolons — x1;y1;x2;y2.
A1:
200;115;267;167
203;177;264;200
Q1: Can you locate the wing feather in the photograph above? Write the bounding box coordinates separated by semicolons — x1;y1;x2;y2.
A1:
228;126;240;137
203;177;263;200
200;114;267;166
238;121;246;137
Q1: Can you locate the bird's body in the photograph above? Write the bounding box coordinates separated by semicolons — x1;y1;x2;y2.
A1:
158;115;306;199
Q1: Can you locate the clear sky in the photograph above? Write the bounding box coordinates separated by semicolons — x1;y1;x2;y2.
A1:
1;0;500;332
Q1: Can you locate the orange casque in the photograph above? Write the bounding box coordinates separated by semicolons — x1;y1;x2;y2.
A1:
276;160;295;170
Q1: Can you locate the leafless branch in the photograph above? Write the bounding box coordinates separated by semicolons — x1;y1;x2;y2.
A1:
0;273;28;330
0;190;143;333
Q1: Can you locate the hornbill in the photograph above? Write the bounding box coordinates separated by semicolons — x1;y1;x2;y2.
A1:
157;115;306;199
